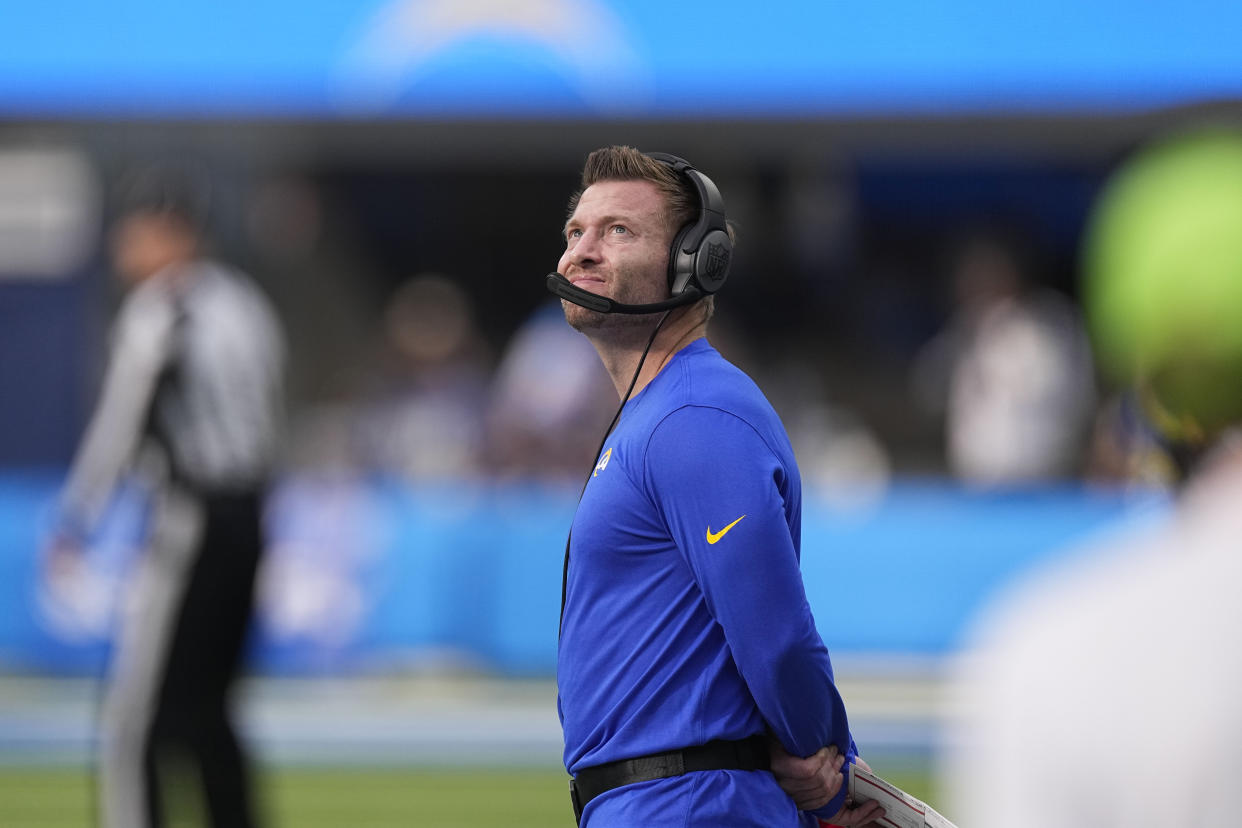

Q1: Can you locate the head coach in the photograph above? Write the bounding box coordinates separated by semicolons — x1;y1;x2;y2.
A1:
547;146;885;828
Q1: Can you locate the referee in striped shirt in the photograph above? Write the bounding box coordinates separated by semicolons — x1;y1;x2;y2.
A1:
45;164;285;828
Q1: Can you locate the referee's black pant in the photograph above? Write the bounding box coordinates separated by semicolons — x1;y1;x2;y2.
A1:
100;488;264;828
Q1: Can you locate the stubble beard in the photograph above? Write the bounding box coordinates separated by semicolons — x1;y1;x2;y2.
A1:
561;265;668;336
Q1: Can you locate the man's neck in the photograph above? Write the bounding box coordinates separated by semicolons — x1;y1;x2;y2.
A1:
588;308;707;400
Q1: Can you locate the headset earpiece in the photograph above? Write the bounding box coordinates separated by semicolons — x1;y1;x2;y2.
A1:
644;152;733;299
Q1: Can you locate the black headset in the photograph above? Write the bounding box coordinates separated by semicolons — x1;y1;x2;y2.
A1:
646;151;733;299
546;151;733;314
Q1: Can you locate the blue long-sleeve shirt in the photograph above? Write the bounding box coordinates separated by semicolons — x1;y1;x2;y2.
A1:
558;339;855;826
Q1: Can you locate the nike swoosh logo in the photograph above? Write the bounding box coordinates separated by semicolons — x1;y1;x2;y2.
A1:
706;515;746;545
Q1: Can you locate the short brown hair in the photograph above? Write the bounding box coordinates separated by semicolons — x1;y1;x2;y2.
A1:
566;146;697;237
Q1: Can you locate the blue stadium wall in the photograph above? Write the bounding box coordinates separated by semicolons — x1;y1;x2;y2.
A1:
0;473;1167;677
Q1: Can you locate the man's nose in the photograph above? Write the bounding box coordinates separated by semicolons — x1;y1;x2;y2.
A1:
569;232;603;266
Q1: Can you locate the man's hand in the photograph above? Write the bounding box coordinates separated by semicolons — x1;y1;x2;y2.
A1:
768;737;845;811
818;799;886;827
818;757;885;827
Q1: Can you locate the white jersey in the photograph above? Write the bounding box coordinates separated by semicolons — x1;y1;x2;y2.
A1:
58;260;285;533
940;443;1242;828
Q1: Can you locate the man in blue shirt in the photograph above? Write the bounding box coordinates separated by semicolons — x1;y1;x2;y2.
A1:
550;146;884;827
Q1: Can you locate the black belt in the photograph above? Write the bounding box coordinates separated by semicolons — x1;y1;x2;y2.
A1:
569;736;770;823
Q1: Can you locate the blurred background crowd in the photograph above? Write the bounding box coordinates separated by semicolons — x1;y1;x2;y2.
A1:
2;136;1181;493
1;0;1241;824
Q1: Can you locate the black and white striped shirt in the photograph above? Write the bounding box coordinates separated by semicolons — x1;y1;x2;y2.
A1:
58;260;285;535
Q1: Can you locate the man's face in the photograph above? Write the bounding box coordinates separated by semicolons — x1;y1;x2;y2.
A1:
557;179;673;331
109;212;196;287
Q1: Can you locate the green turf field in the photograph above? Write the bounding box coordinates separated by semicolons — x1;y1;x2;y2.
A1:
0;763;935;827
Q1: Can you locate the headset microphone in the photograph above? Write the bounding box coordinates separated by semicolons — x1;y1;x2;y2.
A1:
546;272;703;314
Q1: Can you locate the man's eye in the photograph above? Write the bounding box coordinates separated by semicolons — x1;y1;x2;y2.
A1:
567;228;582;240
611;225;628;234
